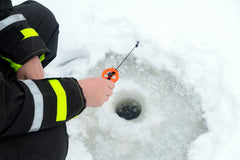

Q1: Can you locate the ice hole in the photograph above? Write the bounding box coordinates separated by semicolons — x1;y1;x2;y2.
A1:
115;98;142;120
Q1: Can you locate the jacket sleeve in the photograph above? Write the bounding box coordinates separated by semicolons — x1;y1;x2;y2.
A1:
0;0;12;11
0;0;49;72
0;74;86;136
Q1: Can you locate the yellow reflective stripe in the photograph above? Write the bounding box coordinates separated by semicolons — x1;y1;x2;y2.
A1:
21;28;39;40
39;53;45;62
48;79;67;122
0;55;22;72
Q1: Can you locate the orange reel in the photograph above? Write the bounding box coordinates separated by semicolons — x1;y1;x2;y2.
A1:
102;67;119;83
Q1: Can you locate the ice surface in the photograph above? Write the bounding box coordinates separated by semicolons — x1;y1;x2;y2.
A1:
66;53;207;160
12;0;240;160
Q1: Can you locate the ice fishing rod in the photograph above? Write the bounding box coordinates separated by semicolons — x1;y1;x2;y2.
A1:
102;41;140;83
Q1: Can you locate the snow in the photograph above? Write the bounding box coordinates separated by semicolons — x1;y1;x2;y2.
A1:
13;0;240;160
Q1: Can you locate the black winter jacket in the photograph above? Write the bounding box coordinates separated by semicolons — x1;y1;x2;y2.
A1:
0;0;86;136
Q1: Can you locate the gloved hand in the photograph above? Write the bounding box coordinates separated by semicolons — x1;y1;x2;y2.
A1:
78;77;115;107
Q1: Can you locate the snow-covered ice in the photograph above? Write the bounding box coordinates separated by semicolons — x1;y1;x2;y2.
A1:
13;0;240;160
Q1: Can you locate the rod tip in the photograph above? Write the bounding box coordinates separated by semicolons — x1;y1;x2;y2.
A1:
136;41;140;47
